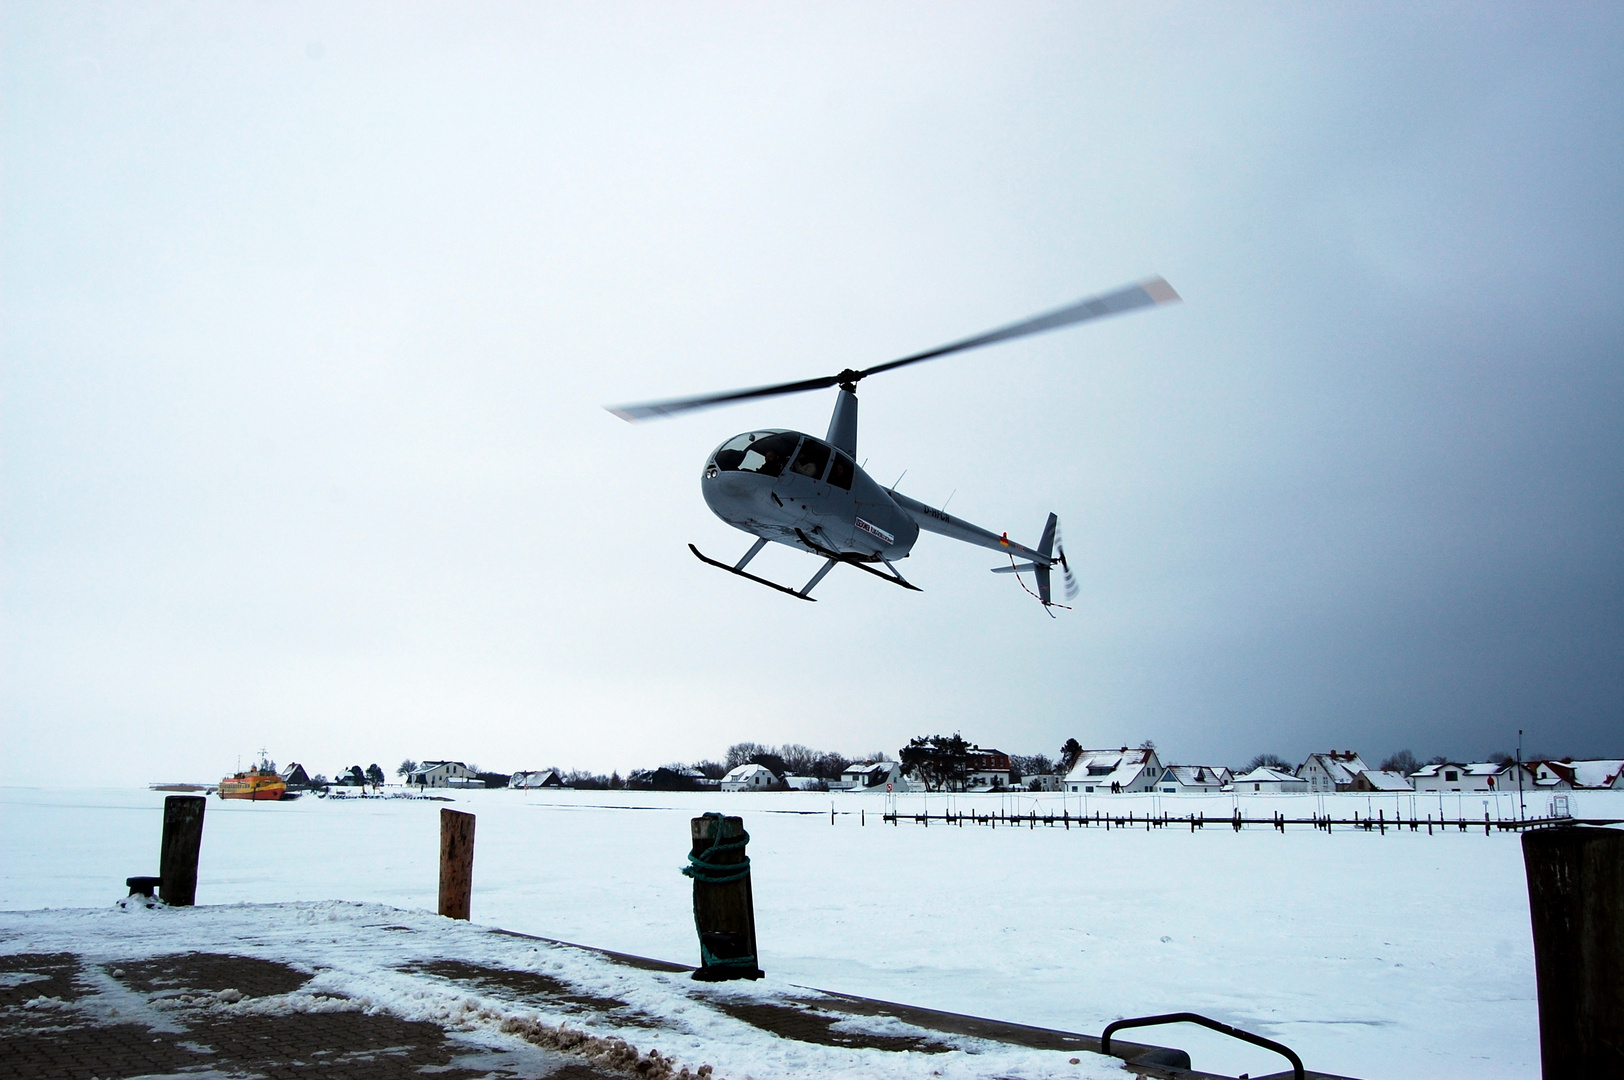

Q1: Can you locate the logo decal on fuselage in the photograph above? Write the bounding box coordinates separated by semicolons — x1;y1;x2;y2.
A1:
855;517;894;545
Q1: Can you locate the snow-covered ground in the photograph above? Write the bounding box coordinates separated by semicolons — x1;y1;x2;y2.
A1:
5;785;1616;1079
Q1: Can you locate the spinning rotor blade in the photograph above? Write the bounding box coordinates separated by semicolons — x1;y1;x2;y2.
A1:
606;276;1179;422
1055;520;1080;602
853;276;1179;382
606;372;844;422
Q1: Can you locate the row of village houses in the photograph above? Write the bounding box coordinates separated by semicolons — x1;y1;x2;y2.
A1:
402;750;1624;795
1049;748;1624;796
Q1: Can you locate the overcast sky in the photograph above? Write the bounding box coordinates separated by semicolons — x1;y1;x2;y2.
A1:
4;3;1620;784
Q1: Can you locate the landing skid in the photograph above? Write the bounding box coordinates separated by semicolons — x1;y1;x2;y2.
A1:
689;543;816;601
690;533;923;601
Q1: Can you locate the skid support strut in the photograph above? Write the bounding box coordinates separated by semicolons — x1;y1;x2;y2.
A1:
794;529;921;591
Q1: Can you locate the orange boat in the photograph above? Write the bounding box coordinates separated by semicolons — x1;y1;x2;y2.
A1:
218;756;287;801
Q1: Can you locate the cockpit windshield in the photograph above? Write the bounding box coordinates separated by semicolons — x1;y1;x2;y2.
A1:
712;431;800;478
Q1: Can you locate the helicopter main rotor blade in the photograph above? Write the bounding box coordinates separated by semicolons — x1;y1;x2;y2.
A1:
854;276;1179;382
607;372;845;422
605;276;1178;422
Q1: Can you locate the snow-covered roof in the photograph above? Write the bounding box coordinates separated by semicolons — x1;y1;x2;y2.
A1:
1530;759;1624;788
1359;770;1414;791
842;761;892;776
1300;752;1368;785
1232;766;1303;784
723;763;775;782
1411;761;1510;778
1062;748;1156;787
1164;765;1227;786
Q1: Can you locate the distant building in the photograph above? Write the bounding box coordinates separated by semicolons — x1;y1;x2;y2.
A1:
721;763;778;791
1527;758;1624;790
1232;766;1309;793
509;769;562;789
1024;774;1061;792
1157;765;1231;794
965;747;1017;789
839;761;902;790
409;761;477;788
1298;751;1369;793
279;763;312;789
1352;770;1413;793
1062;747;1165;794
1411;762;1515;793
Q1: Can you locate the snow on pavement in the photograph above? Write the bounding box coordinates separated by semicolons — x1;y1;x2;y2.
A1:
0;899;1131;1080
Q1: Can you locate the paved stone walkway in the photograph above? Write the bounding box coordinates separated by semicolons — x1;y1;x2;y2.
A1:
1;939;1350;1080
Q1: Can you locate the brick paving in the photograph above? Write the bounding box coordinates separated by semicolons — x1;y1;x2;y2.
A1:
0;951;617;1080
0;942;1351;1080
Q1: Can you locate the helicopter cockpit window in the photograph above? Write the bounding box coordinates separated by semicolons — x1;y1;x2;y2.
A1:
826;451;854;490
727;431;798;478
712;433;755;472
790;439;831;481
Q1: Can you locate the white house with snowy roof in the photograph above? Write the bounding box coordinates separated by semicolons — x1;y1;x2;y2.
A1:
1298;751;1369;793
721;763;778;791
1411;761;1517;793
1156;765;1231;794
1062;747;1164;794
1529;758;1624;790
1232;766;1309;793
838;761;902;790
408;760;477;788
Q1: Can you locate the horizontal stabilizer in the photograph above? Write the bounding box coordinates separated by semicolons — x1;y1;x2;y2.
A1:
990;563;1042;575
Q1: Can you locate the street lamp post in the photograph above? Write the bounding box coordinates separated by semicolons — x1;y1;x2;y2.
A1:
1517;728;1525;822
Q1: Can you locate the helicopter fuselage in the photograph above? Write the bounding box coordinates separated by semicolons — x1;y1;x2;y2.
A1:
701;429;919;562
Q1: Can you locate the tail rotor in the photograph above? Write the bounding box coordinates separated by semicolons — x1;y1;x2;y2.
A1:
1056;521;1080;602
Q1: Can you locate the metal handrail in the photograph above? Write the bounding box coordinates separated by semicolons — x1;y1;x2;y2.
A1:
1101;1011;1304;1080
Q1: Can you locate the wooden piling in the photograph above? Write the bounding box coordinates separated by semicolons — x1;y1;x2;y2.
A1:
439;808;475;920
1521;826;1623;1076
688;815;762;981
158;796;206;907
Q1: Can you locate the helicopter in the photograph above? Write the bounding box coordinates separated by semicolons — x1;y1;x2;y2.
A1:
608;276;1179;611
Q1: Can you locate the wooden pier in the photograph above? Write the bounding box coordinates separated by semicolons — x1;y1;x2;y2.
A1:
879;806;1620;835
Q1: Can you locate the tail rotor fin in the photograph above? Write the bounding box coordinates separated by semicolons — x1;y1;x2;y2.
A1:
1033;512;1059;610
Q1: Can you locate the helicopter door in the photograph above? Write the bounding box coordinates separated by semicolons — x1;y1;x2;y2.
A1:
788;439;831;481
826;450;854;490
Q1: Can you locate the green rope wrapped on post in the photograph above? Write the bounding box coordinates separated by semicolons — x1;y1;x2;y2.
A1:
683;812;752;885
683;812;760;975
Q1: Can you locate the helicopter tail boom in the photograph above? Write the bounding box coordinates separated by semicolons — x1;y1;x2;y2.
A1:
888;489;1053;566
893;493;1080;611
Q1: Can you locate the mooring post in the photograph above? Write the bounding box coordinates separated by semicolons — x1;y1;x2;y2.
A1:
158;795;206;907
1522;826;1623;1077
438;808;475;920
685;814;763;981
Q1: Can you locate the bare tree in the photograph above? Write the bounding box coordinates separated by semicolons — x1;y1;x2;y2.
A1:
1380;750;1420;775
